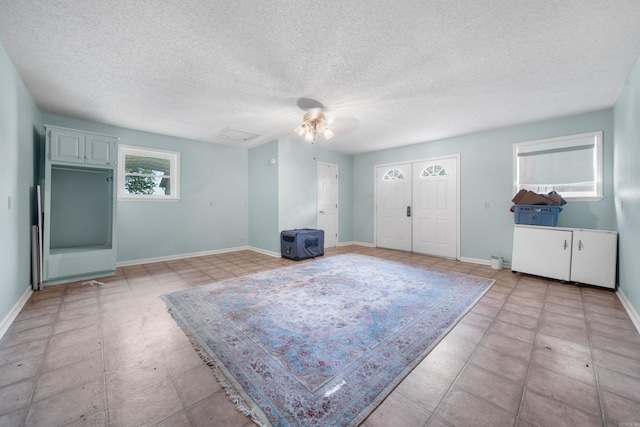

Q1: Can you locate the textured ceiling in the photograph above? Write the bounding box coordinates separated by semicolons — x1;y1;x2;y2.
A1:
1;1;640;154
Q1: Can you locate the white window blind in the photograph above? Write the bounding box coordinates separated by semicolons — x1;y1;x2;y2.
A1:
514;131;603;201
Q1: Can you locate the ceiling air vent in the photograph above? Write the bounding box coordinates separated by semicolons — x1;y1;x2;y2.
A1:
216;127;261;142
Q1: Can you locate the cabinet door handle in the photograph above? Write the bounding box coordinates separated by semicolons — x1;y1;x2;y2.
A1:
563;239;567;250
407;206;411;217
578;240;583;251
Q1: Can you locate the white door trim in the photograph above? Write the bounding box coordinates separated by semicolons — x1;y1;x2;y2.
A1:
374;154;460;259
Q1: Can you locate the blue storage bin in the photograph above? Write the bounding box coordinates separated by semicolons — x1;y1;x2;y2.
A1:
280;229;324;260
513;205;562;226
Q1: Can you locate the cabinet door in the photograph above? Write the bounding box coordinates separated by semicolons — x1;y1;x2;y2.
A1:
85;134;115;166
570;230;617;288
512;226;573;281
50;129;85;164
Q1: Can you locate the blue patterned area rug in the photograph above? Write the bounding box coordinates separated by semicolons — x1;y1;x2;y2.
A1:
161;254;494;426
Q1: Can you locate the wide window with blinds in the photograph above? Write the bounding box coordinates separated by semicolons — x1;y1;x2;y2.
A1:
513;131;603;201
118;145;180;201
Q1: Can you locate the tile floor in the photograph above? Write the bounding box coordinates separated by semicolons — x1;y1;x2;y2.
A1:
1;245;639;427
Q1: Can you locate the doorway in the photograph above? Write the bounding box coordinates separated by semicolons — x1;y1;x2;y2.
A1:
375;156;459;258
317;162;339;248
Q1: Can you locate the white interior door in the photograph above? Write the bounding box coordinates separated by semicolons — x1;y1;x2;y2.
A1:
317;162;339;248
375;164;412;251
412;158;458;258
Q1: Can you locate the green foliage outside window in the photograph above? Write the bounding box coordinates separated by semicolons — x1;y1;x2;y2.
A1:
124;167;157;195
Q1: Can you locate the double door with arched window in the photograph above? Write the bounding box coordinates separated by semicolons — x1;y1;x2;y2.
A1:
375;156;458;259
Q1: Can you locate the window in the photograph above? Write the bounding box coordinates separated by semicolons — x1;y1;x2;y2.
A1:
420;164;448;177
383;169;405;181
513;131;603;201
118;145;180;201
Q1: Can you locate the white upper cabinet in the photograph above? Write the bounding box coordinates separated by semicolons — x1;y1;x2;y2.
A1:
48;126;117;167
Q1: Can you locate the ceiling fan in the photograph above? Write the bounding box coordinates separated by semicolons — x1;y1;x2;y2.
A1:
294;98;334;142
292;97;360;143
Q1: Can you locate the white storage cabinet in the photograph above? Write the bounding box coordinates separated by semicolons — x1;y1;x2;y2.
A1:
42;125;119;285
511;225;617;289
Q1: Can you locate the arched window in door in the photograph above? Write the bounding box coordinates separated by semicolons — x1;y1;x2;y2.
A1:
420;164;448;178
383;169;405;181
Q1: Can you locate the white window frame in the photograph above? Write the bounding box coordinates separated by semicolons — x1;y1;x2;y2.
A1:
513;131;603;202
118;144;180;201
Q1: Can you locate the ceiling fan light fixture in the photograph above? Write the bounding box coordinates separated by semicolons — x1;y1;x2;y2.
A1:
294;111;334;142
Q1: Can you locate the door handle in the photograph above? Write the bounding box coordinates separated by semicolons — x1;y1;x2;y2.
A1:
578;240;583;251
319;210;325;214
407;206;411;217
563;240;567;250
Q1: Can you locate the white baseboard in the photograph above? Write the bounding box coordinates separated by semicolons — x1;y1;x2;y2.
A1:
617;288;640;334
459;256;512;268
0;286;32;340
338;241;375;247
247;246;281;258
116;246;251;267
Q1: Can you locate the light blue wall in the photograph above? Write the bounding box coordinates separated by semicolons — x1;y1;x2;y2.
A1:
42;113;249;263
248;139;354;254
248;140;280;253
613;56;640;318
278;139;353;242
0;41;42;324
353;110;615;263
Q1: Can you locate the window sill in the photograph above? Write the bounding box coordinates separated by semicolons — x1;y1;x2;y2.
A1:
118;197;180;202
563;196;604;202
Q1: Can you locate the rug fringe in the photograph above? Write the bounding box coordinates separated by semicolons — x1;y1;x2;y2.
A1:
164;305;271;427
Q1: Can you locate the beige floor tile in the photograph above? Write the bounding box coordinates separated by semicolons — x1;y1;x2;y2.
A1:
187;391;252;427
173;364;222;408
0;379;33;415
455;364;524;413
107;379;184;427
0;325;53;349
541;309;587;330
362;391;432;427
490;320;537;344
436;388;516;427
538;321;590;347
532;347;595;385
535;333;592;362
0;355;42;388
33;356;103;402
601;390;640;425
0;338;48;366
519;389;602;427
470;346;529;384
482;332;533;362
526;364;600;417
25;378;105;427
395;364;453;412
597;366;640;403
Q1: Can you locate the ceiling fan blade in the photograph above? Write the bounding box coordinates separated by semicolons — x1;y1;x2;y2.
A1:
296;97;325;112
